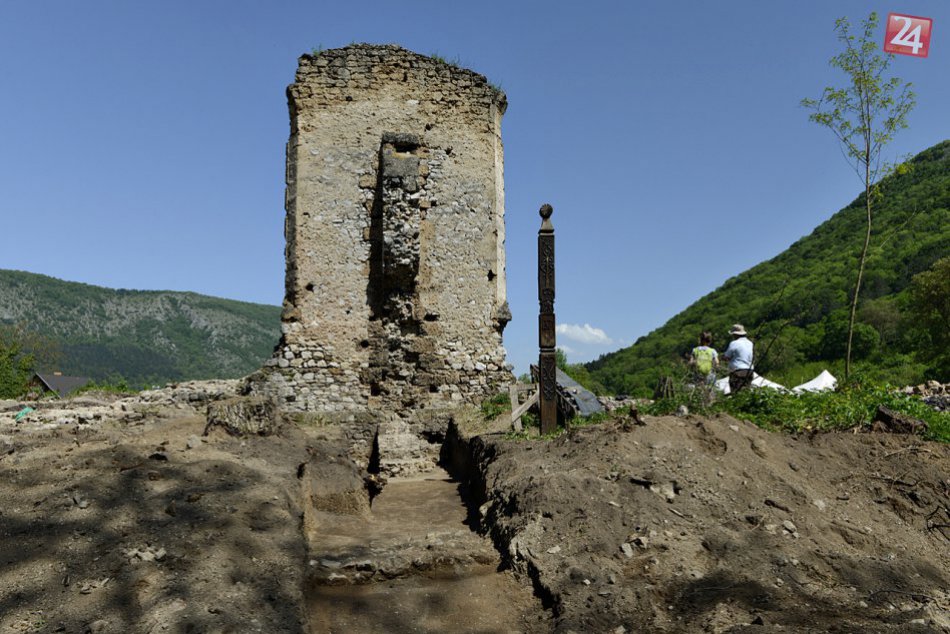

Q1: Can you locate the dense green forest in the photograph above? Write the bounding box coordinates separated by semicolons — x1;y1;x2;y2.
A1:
585;140;950;397
0;270;281;389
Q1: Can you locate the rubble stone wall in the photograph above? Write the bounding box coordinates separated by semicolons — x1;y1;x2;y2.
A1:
249;45;513;470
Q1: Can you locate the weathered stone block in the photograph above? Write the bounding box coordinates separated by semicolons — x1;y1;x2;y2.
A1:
204;396;281;437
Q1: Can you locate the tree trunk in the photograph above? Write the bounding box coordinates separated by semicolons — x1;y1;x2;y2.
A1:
845;163;873;379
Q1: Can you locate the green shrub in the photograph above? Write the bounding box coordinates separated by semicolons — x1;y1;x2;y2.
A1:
480;392;510;421
74;376;137;396
640;374;948;442
429;52;460;67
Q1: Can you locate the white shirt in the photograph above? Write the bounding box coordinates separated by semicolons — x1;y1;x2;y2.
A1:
723;337;753;371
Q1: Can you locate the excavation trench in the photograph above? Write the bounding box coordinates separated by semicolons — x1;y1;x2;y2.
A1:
302;422;543;633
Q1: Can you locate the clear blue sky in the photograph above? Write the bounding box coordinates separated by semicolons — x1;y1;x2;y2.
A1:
1;1;947;376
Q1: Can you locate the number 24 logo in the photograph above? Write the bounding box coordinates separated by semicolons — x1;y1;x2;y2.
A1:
884;13;932;58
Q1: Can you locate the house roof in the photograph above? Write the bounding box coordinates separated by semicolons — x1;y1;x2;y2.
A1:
33;373;93;398
555;367;604;417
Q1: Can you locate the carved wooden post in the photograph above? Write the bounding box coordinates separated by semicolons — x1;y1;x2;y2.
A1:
538;204;557;435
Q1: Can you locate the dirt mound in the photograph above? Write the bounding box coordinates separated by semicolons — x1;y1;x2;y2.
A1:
459;413;950;633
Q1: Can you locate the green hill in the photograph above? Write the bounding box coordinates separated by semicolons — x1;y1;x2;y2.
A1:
587;140;950;396
0;270;281;387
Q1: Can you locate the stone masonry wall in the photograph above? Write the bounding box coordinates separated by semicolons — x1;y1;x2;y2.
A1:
249;45;513;473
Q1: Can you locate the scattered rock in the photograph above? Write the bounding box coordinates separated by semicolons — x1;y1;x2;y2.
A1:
86;620;110;633
78;578;110;594
123;545;167;563
765;498;791;513
651;482;678;503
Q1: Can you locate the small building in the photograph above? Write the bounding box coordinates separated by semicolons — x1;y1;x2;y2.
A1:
30;372;92;398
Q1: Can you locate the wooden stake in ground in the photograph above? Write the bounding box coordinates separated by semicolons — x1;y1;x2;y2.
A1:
538;204;557;435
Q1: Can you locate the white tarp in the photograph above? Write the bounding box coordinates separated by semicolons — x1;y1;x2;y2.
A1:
715;373;787;395
792;370;837;394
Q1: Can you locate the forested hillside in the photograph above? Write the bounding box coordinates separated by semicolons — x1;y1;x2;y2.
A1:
0;270;281;387
586;140;950;396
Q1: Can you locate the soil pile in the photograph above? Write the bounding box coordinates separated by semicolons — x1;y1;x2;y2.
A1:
458;413;950;633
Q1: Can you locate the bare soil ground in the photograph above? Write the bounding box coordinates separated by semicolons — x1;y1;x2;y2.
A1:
0;392;311;634
2;388;948;633
455;412;950;633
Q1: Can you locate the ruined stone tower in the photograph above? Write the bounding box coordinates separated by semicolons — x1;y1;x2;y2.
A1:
250;44;512;473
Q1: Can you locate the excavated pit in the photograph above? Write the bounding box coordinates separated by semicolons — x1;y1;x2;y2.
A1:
302;421;547;633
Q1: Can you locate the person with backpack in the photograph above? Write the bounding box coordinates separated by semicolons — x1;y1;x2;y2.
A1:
689;331;719;386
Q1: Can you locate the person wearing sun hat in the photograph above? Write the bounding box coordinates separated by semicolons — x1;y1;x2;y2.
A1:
722;324;754;393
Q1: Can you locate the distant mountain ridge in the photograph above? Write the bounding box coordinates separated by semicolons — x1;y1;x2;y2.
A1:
0;270;281;387
586;140;950;395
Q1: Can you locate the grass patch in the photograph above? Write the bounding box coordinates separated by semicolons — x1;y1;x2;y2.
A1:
570;411;611;428
74;378;137;396
642;381;949;442
480;392;510;421
429;52;461;67
504;409;613;440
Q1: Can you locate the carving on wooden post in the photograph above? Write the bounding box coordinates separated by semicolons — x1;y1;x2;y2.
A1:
537;204;557;435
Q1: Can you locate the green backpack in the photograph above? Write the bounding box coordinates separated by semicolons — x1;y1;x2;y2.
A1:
693;347;715;375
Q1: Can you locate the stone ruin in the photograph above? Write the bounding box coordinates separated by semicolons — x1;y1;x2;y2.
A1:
248;44;513;474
